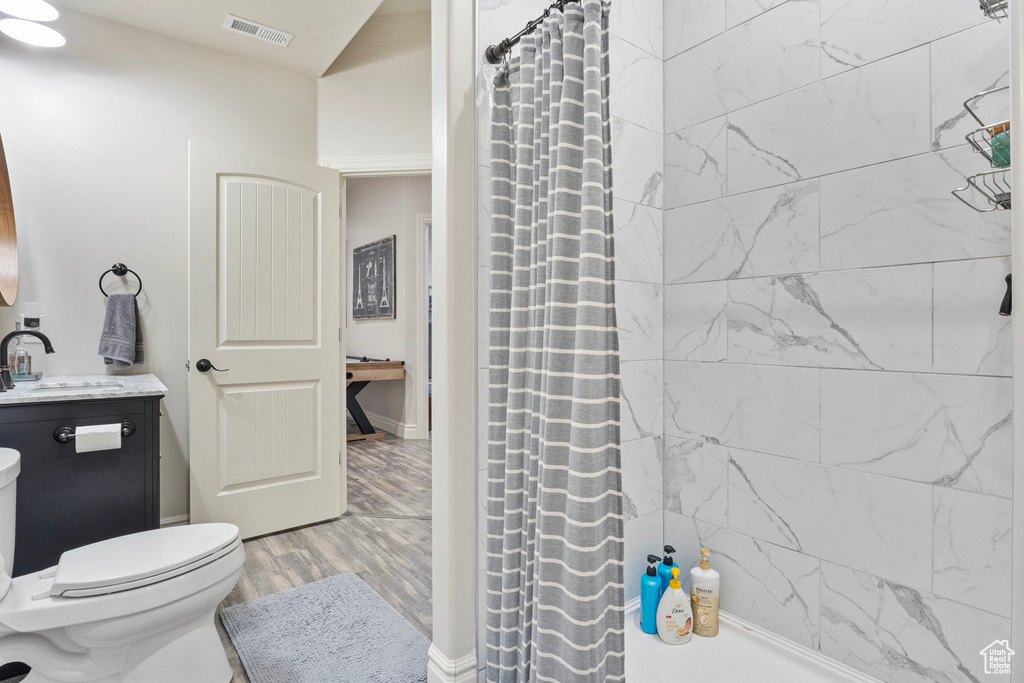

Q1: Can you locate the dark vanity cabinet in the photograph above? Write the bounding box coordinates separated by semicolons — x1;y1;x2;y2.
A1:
0;395;162;576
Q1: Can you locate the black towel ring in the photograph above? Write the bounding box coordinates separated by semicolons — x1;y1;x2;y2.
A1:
98;263;143;298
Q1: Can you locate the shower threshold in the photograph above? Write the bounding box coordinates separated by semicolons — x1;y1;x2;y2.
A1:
625;604;881;682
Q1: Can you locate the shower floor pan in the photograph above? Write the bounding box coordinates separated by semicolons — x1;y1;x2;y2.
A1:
626;604;881;682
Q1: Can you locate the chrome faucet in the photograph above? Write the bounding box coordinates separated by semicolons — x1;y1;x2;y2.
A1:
0;329;54;391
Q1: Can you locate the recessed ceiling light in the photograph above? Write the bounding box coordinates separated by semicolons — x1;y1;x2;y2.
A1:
0;0;58;22
0;18;65;47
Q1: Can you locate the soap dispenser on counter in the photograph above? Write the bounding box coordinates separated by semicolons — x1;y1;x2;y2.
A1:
8;323;39;382
0;324;53;389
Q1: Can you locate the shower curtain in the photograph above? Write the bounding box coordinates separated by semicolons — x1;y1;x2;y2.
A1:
485;1;624;681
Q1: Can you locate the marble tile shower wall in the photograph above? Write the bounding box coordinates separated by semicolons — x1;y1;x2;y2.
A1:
663;1;1013;681
475;0;665;676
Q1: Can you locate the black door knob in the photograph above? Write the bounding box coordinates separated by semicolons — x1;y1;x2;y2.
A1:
195;358;228;373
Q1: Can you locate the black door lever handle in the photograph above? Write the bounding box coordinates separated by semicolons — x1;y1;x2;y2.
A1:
195;358;229;373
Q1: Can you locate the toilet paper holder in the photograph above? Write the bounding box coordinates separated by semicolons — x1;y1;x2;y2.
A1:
53;421;136;444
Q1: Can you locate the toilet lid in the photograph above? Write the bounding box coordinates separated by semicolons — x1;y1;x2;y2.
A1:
48;523;240;598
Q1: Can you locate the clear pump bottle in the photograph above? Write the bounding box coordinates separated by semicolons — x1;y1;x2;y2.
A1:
9;323;30;377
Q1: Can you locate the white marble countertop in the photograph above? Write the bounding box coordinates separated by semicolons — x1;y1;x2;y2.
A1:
0;374;167;405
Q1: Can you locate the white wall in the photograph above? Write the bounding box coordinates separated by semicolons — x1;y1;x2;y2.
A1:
346;175;431;435
0;8;317;520
318;11;431;162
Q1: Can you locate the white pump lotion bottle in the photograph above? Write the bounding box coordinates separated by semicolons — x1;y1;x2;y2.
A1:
690;547;720;637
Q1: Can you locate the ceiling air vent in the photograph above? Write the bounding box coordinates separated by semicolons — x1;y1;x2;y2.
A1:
222;14;293;47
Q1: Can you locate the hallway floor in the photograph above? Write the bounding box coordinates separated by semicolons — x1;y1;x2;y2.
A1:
216;431;432;682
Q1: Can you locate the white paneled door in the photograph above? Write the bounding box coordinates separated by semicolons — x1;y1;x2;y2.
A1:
188;140;342;539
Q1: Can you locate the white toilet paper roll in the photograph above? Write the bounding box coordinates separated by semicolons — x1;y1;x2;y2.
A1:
75;424;122;453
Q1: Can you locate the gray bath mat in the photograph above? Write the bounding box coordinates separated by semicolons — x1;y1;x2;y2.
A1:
220;573;429;683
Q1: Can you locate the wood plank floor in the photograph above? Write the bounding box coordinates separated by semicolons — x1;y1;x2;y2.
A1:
346;434;432;518
217;431;432;682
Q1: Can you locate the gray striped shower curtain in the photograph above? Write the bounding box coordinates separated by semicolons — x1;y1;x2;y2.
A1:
485;1;624;681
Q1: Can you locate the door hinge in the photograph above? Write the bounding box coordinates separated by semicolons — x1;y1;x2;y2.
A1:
338;327;342;341
185;360;190;372
338;450;342;465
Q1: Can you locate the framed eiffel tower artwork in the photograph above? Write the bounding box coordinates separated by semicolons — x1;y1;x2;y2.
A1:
354;235;397;321
352;234;397;320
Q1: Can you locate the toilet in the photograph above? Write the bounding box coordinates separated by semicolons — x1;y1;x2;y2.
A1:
0;448;245;683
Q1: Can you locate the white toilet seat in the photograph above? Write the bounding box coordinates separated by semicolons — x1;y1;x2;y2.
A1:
48;523;240;598
0;525;245;635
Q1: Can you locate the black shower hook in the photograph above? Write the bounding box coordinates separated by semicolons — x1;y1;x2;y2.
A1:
98;263;143;298
999;273;1012;316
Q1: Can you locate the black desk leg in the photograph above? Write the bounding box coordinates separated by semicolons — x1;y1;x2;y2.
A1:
347;381;375;435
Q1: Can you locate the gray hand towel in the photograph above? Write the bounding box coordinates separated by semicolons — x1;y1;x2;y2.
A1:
98;294;144;369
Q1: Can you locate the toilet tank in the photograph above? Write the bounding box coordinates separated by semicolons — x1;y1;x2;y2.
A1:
0;449;20;573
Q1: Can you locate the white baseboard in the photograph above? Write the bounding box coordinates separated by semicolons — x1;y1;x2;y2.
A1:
426;645;477;683
363;409;422;440
716;612;881;683
160;513;190;527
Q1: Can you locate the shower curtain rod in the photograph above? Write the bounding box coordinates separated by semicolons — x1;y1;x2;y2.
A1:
484;0;579;64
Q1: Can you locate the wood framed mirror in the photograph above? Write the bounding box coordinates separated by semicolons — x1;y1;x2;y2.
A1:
0;133;18;306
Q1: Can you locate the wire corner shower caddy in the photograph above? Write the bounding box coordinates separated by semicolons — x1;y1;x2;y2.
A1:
953;86;1012;212
979;0;1008;21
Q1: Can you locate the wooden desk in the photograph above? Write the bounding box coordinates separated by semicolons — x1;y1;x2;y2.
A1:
346;356;405;442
